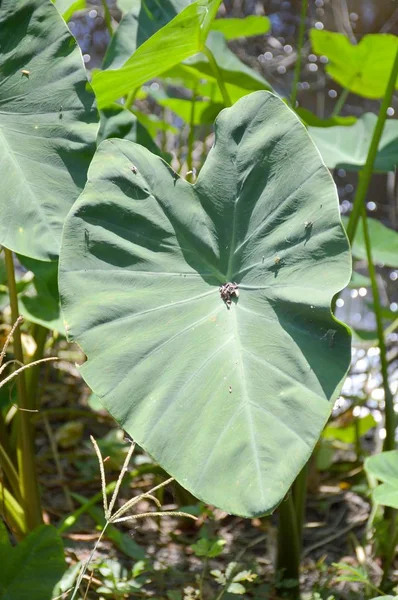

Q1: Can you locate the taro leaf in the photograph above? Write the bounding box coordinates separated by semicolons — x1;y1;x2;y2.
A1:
309;114;398;172
93;0;222;108
0;0;97;261
0;521;65;600
155;97;224;125
323;414;376;444
98;104;163;158
53;0;86;21
17;256;65;334
102;0;193;71
59;91;351;517
296;107;356;128
210;15;270;40
184;31;272;95
310;30;398;99
365;450;398;509
342;216;398;267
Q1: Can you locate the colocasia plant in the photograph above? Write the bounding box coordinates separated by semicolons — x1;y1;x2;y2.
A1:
0;0;398;598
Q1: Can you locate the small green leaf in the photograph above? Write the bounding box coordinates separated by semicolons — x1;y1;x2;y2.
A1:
323;414;376;444
93;0;222;108
210;15;270;40
309;113;398;172
227;582;246;594
365;450;398;486
310;30;398;99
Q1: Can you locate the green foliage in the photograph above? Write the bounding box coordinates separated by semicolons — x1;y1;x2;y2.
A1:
93;0;222;108
210;15;270;39
59;91;351;517
296;107;356;128
365;450;398;509
53;0;86;21
0;0;97;261
191;537;226;558
310;30;398;99
0;520;65;600
323;414;376;444
342;216;398;267
17;256;65;333
95;558;148;597
309;113;398;172
211;561;257;595
98;104;164;157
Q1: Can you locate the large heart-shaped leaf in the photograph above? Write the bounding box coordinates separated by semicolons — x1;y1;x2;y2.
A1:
0;521;65;600
93;0;221;108
309;114;398;172
310;30;398;99
0;0;97;261
59;92;351;517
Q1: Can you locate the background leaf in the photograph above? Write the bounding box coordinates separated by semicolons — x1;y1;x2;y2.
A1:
0;522;65;600
342;216;398;267
309;113;398;172
210;15;270;40
0;0;97;261
310;30;398;99
93;0;222;108
59;92;351;517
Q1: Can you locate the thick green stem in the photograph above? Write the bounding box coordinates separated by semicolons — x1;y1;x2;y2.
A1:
101;0;113;36
381;512;398;590
290;0;308;107
26;325;48;410
187;89;197;182
292;463;308;547
4;248;42;531
0;481;27;539
346;48;398;245
204;47;231;107
276;493;301;599
359;205;395;450
331;87;350;117
0;442;21;502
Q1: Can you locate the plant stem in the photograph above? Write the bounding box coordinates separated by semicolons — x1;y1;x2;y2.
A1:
331;87;350;117
290;0;308;107
199;556;208;600
276;493;301;599
359;204;395;450
204;47;231;107
26;324;48;410
292;462;308;547
4;248;42;531
346;48;398;245
380;512;398;590
0;442;21;502
0;481;27;539
187;89;197;182
101;0;113;37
